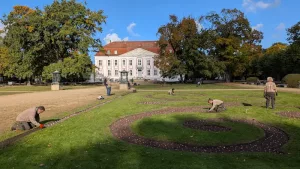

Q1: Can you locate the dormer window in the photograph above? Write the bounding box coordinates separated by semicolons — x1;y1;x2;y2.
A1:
169;49;173;53
114;50;118;54
107;50;111;54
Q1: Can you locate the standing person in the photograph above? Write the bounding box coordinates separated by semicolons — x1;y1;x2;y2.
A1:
107;79;112;96
11;106;46;131
103;78;107;88
264;77;277;109
208;98;226;112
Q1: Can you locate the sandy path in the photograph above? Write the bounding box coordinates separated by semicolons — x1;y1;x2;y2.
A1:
0;86;116;134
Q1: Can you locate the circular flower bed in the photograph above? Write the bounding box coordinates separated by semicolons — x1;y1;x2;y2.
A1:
110;107;289;153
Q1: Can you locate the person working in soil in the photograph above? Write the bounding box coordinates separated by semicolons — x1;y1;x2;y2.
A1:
168;88;175;95
208;98;226;112
264;77;277;109
11;106;46;131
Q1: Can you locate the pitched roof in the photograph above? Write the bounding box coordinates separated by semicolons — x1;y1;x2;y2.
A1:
95;41;162;56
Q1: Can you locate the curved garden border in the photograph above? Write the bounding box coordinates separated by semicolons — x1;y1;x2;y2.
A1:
110;106;289;153
277;112;300;119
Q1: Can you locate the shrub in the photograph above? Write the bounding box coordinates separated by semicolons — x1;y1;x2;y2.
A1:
246;77;259;83
282;74;300;88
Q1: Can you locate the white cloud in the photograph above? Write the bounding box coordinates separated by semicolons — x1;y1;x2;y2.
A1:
103;33;129;44
242;0;280;12
276;23;285;31
127;22;140;37
252;23;263;30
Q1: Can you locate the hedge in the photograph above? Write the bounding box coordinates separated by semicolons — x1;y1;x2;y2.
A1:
246;77;259;83
282;74;300;88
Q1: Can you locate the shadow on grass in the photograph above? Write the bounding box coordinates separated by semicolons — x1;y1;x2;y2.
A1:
242;103;252;106
0;121;300;168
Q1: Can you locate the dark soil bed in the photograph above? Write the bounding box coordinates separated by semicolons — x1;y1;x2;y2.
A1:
110;107;289;153
277;112;300;119
183;119;232;132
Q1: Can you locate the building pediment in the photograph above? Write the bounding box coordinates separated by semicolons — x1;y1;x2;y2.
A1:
119;48;158;57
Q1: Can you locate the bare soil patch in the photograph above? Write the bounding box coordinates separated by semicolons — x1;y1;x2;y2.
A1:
277;112;300;119
0;86;114;134
183;119;232;132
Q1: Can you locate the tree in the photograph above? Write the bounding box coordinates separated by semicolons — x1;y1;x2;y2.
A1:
204;9;263;81
1;0;106;81
42;53;92;82
156;15;224;81
0;45;9;75
287;21;300;45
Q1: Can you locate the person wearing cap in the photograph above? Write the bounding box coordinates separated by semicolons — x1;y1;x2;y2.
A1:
11;106;46;131
168;88;175;95
264;77;277;109
208;98;226;112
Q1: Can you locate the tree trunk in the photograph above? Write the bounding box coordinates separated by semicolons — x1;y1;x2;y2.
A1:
225;72;232;83
180;74;183;83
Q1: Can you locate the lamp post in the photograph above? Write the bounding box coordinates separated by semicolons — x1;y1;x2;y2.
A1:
51;70;61;90
119;70;129;90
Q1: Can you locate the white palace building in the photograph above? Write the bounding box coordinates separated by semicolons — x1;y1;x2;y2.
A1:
94;41;175;82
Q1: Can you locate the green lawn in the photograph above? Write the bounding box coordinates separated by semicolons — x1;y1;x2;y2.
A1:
134;83;248;90
1;86;300;169
0;85;99;92
0;92;28;96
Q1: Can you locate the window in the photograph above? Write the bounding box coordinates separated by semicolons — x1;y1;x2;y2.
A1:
147;60;150;66
129;60;133;66
138;59;142;66
115;60;118;66
122;60;126;66
169;49;173;53
99;60;102;66
114;50;118;54
147;70;150;76
108;70;111;76
129;70;133;76
108;60;111;66
154;69;158;75
115;70;119;76
107;50;110;54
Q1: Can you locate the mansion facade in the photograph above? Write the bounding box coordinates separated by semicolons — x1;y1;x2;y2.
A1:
94;41;171;82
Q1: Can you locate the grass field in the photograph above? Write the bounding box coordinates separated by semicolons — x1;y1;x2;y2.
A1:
0;85;99;92
134;83;249;90
1;84;300;169
0;92;28;96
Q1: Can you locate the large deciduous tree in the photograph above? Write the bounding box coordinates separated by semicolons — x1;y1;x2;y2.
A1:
155;15;224;81
204;9;263;81
42;52;92;82
1;0;106;81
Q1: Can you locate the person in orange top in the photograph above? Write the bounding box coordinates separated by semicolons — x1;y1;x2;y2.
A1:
264;77;277;109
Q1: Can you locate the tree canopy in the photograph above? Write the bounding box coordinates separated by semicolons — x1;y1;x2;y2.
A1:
0;0;106;81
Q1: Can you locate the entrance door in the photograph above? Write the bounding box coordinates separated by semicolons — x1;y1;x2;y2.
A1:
138;70;142;78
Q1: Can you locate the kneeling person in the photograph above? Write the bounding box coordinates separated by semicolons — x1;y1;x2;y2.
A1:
11;106;46;131
168;88;175;95
208;98;226;112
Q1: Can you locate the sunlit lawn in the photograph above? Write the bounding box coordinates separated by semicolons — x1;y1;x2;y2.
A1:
134;83;248;90
1;85;300;169
0;85;99;92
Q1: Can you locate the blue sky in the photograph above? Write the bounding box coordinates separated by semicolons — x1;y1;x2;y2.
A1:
0;0;299;62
